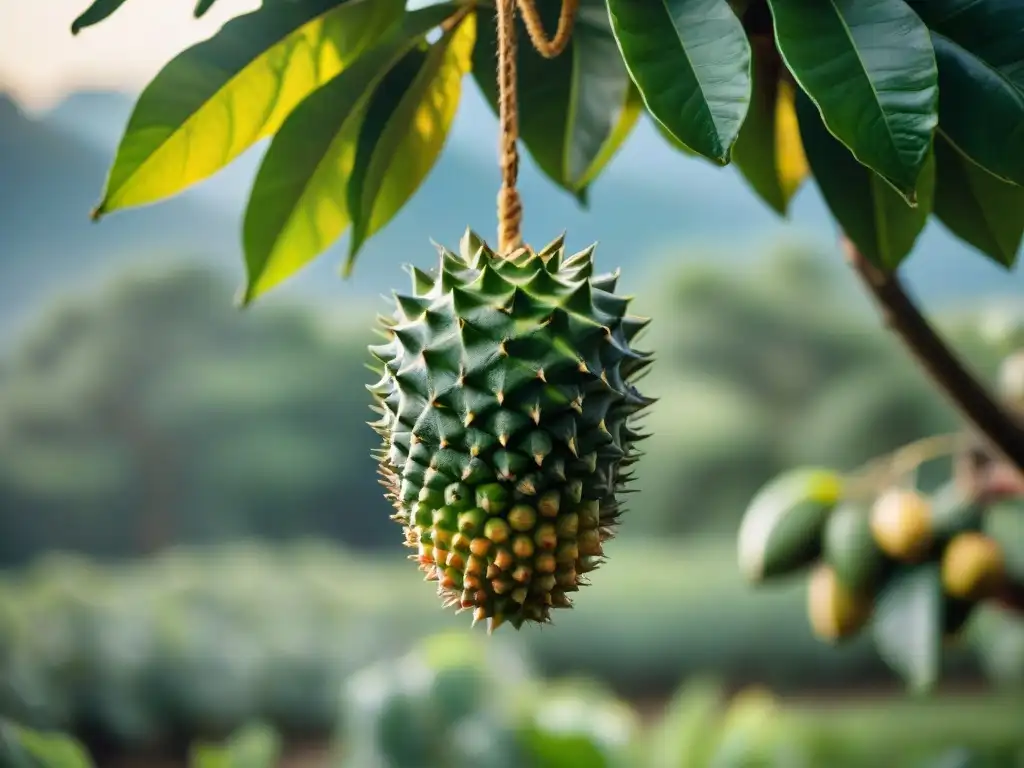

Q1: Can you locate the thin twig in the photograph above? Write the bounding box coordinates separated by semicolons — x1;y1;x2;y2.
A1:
844;432;964;499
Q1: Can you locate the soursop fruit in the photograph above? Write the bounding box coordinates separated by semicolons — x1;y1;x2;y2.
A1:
367;230;654;630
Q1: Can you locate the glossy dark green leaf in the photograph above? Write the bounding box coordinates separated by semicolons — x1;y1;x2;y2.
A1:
72;0;224;31
907;0;1024;187
731;36;808;216
769;0;938;202
655;119;698;158
241;5;460;303
607;0;751;163
94;0;404;218
71;0;130;34
193;0;220;18
934;132;1024;268
346;13;476;269
796;90;934;271
472;0;639;197
872;564;944;693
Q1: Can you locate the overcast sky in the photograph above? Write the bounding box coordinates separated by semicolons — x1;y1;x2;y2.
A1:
0;0;260;110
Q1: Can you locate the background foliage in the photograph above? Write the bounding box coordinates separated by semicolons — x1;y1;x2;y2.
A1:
4;0;1024;763
0;249;1018;566
0;253;1022;763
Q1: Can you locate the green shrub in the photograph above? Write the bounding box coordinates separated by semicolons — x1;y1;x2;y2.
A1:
0;540;1019;752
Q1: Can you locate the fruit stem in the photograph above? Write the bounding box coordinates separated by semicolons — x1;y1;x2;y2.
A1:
845;432;964;498
495;0;523;254
842;237;1024;475
494;0;577;255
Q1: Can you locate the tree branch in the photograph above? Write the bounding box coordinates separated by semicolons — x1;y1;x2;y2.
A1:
997;582;1024;615
841;236;1024;473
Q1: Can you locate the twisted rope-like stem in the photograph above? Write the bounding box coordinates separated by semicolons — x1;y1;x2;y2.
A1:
518;0;578;59
495;0;577;254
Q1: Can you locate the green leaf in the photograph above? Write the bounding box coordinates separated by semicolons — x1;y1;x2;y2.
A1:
472;0;642;196
346;11;477;269
907;0;1024;187
0;720;94;768
655;118;698;158
768;0;938;202
345;54;429;267
190;723;281;768
71;0;129;35
823;501;889;594
796;90;934;270
607;0;751;164
575;83;645;190
731;36;809;216
872;564;944;693
933;132;1024;268
241;5;463;303
93;0;404;218
193;0;220;19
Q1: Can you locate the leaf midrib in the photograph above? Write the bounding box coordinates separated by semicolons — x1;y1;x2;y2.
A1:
659;0;722;155
941;128;1018;261
827;0;911;178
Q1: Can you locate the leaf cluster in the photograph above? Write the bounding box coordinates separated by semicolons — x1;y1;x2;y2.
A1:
71;0;1024;304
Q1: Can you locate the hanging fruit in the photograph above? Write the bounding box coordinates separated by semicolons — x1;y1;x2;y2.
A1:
366;0;653;632
736;426;1024;691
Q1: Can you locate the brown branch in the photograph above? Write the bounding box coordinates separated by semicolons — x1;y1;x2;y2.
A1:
996;582;1024;615
841;236;1024;474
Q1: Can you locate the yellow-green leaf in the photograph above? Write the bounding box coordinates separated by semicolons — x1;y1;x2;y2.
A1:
347;11;476;268
241;5;461;303
94;0;404;217
731;37;808;216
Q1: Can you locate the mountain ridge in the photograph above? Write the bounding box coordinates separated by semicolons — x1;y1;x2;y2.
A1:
2;86;1021;346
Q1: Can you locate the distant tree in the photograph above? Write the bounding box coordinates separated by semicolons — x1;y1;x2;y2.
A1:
0;264;391;565
632;247;997;537
29;0;1024;691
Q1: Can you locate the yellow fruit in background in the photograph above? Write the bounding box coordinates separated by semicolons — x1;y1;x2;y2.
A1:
941;532;1006;601
870;489;934;562
997;350;1024;408
807;563;872;642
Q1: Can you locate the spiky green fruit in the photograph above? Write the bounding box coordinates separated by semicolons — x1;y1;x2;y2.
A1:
367;229;654;631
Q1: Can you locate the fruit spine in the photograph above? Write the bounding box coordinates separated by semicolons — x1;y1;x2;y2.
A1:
367;229;654;631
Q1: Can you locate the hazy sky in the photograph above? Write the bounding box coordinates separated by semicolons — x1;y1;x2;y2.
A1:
0;0;260;110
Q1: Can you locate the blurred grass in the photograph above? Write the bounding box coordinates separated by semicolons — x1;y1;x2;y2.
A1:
1;541;1023;763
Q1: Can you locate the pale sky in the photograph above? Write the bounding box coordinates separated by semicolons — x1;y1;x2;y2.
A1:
0;0;260;110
